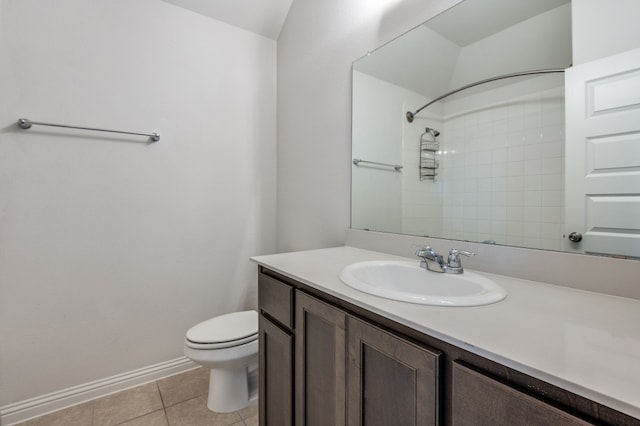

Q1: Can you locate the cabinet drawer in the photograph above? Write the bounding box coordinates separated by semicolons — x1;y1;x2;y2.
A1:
259;273;294;329
452;362;594;426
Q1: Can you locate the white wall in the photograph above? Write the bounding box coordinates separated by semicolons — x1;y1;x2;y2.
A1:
0;0;276;407
276;0;463;252
352;71;443;234
351;71;403;233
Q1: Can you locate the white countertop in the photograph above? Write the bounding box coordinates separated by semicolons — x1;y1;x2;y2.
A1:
251;246;640;420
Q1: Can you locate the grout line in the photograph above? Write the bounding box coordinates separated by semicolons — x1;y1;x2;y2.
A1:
164;393;204;409
154;380;172;426
155;380;167;409
112;408;166;426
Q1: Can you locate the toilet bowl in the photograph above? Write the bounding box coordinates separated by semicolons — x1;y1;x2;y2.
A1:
184;310;259;413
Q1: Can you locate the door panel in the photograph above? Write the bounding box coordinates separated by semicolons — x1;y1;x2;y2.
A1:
565;48;640;257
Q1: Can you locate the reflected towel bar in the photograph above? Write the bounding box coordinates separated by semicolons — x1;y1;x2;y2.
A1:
353;158;402;172
17;118;160;142
406;67;566;122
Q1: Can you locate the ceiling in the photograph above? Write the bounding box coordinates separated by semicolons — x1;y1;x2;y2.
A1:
426;0;569;46
160;0;294;40
354;0;571;99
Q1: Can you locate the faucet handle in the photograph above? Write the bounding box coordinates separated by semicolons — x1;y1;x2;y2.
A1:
415;244;436;257
447;248;475;268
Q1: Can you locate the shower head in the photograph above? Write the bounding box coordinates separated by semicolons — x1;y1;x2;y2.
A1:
426;128;440;137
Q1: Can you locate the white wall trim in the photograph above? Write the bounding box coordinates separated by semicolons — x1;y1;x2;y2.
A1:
0;357;197;426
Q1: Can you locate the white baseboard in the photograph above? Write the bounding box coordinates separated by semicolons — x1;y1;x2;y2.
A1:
0;356;198;426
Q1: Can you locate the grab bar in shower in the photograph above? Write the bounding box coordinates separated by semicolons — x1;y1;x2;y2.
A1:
17;118;160;142
353;158;402;172
406;67;567;122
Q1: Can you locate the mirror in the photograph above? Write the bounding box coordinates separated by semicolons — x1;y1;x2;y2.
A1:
351;0;638;259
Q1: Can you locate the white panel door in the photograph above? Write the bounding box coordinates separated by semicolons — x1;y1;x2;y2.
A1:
565;48;640;258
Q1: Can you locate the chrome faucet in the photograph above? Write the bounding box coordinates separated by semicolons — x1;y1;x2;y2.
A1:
415;245;445;273
415;246;475;274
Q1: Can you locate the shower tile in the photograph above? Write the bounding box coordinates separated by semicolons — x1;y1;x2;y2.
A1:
15;401;93;426
524;111;542;129
93;382;163;426
524;160;542;176
542;157;562;175
157;367;209;407
524;143;542;160
508;145;525;162
541;141;562;158
541;174;564;191
523;175;542;191
524;190;542;207
507;176;524;193
166;394;242;426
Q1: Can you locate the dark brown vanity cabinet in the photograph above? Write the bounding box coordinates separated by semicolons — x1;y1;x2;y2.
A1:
451;362;593;426
258;267;639;426
259;269;441;426
295;291;441;426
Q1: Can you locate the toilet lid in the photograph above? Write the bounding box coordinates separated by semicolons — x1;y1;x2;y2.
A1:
186;310;258;344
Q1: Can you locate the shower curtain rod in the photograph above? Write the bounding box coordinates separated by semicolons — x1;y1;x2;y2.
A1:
406;68;566;123
17;118;160;142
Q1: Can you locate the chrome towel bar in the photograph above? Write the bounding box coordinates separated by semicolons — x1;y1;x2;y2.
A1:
353;158;402;172
17;118;160;142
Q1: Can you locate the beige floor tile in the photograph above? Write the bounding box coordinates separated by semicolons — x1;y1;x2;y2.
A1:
93;382;163;426
157;367;209;407
237;403;257;421
165;394;242;426
15;401;93;426
243;415;258;426
119;409;169;426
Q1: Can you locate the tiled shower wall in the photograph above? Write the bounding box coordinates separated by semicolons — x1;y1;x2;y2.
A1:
440;86;565;250
401;110;444;238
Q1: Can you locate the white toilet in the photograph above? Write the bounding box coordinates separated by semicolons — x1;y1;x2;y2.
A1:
183;310;259;413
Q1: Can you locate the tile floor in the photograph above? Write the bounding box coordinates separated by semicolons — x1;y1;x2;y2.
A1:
15;367;257;426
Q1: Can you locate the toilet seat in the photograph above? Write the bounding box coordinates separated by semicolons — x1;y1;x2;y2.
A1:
185;310;258;350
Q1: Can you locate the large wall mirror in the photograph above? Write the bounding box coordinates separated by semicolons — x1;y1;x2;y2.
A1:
351;0;640;259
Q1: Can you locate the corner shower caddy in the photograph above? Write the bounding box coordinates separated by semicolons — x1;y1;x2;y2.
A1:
420;127;439;181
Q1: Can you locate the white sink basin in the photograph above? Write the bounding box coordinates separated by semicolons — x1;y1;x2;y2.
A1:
339;260;506;307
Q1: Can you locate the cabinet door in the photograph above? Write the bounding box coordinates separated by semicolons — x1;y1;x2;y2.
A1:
259;314;293;426
451;362;594;426
295;291;347;426
347;317;441;426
